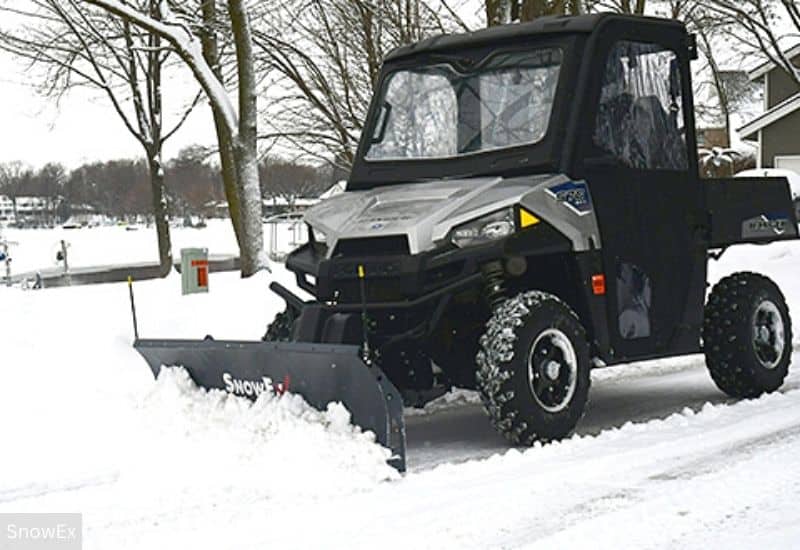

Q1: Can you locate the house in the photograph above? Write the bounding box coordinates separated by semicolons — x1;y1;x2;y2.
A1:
202;196;321;219
261;196;319;217
0;195;14;225
13;196;58;227
739;44;800;171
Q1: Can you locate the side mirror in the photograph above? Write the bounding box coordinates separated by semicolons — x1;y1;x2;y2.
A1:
370;102;392;144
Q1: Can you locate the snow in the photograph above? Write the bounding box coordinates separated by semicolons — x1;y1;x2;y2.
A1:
0;219;301;276
1;225;799;548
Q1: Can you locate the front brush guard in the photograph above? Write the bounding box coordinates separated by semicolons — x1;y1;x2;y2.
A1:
134;339;406;472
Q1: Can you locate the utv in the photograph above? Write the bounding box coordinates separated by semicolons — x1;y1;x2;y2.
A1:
135;14;799;472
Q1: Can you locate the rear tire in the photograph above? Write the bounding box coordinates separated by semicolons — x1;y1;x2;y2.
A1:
476;291;591;446
703;272;792;398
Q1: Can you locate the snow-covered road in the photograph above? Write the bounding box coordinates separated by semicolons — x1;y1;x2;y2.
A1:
407;349;800;471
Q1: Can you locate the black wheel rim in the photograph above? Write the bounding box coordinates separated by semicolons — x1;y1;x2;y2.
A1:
527;329;578;413
752;300;785;370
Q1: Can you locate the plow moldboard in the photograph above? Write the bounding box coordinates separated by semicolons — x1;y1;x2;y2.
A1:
134;339;406;471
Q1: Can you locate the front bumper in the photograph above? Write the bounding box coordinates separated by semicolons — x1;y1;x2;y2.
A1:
286;241;496;304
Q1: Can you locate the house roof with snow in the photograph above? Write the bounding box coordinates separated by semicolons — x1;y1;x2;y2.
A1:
739;92;800;139
737;44;800;170
747;43;800;80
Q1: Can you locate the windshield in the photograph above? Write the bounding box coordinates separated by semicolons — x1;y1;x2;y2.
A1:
365;48;562;161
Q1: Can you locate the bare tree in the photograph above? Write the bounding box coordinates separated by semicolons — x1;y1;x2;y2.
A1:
706;0;800;88
584;0;645;14
252;0;467;169
259;157;328;207
0;0;206;275
0;161;30;221
78;0;266;276
486;0;583;25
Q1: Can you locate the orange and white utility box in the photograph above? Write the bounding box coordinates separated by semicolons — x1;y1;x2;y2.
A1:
180;248;209;295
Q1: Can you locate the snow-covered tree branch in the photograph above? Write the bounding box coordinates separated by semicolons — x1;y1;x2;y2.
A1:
81;0;266;276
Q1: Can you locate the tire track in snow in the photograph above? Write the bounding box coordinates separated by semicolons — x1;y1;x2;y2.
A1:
407;350;800;471
0;472;119;504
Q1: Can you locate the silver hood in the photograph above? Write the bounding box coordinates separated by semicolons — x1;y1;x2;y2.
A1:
304;174;600;256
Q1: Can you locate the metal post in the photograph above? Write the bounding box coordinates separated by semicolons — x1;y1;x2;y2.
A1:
60;240;69;274
357;264;371;364
128;276;140;340
2;242;9;287
60;239;72;285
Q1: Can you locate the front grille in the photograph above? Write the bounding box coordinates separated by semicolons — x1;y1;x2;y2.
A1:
333;236;409;257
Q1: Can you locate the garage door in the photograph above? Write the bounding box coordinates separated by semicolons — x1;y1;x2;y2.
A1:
775;155;800;174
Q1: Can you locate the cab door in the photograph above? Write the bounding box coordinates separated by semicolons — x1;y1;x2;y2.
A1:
581;39;707;361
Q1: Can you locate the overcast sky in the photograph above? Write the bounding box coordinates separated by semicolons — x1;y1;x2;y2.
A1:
0;52;218;169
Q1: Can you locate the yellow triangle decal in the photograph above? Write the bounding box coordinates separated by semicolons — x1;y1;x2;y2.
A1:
519;208;540;228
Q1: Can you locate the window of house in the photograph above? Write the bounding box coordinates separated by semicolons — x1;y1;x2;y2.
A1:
593;41;688;171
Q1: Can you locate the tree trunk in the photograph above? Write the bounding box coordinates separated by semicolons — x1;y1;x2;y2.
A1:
228;0;265;276
232;143;263;275
200;0;244;249
486;0;507;26
147;150;173;277
211;110;245;250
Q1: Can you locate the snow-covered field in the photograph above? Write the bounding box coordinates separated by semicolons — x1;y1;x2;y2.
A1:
0;218;305;275
1;226;799;549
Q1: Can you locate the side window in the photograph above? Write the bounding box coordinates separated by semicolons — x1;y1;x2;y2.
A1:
593;41;688;171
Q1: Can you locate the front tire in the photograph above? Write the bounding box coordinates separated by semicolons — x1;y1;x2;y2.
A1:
476;291;591;446
262;309;296;342
703;272;792;398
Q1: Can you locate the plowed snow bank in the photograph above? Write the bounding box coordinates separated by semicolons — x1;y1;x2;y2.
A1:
129;367;398;497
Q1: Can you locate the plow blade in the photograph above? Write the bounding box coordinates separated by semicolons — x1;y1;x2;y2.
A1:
134;339;406;472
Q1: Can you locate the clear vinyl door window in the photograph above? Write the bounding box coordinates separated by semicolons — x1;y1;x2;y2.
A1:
593;41;688;171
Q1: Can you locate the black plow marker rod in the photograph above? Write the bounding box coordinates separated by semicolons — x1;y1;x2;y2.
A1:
358;264;371;363
128;275;140;341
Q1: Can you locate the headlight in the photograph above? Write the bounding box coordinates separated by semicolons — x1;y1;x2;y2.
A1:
450;207;515;248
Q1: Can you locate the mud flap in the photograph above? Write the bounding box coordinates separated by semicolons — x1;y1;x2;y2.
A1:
134;339;406;472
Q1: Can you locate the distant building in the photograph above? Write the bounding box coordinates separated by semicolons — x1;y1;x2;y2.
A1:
202;196;322;219
696;127;730;149
14;196;57;227
202;200;229;218
0;195;14;225
739;44;800;171
261;196;319;217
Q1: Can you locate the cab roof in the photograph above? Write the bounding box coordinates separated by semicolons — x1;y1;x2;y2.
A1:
384;13;686;63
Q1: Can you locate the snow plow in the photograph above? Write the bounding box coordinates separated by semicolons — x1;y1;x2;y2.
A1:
134;13;799;473
135;338;406;470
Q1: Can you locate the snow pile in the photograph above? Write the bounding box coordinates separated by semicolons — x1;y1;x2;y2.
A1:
405;388;482;416
0;266;396;533
124;367;398;499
